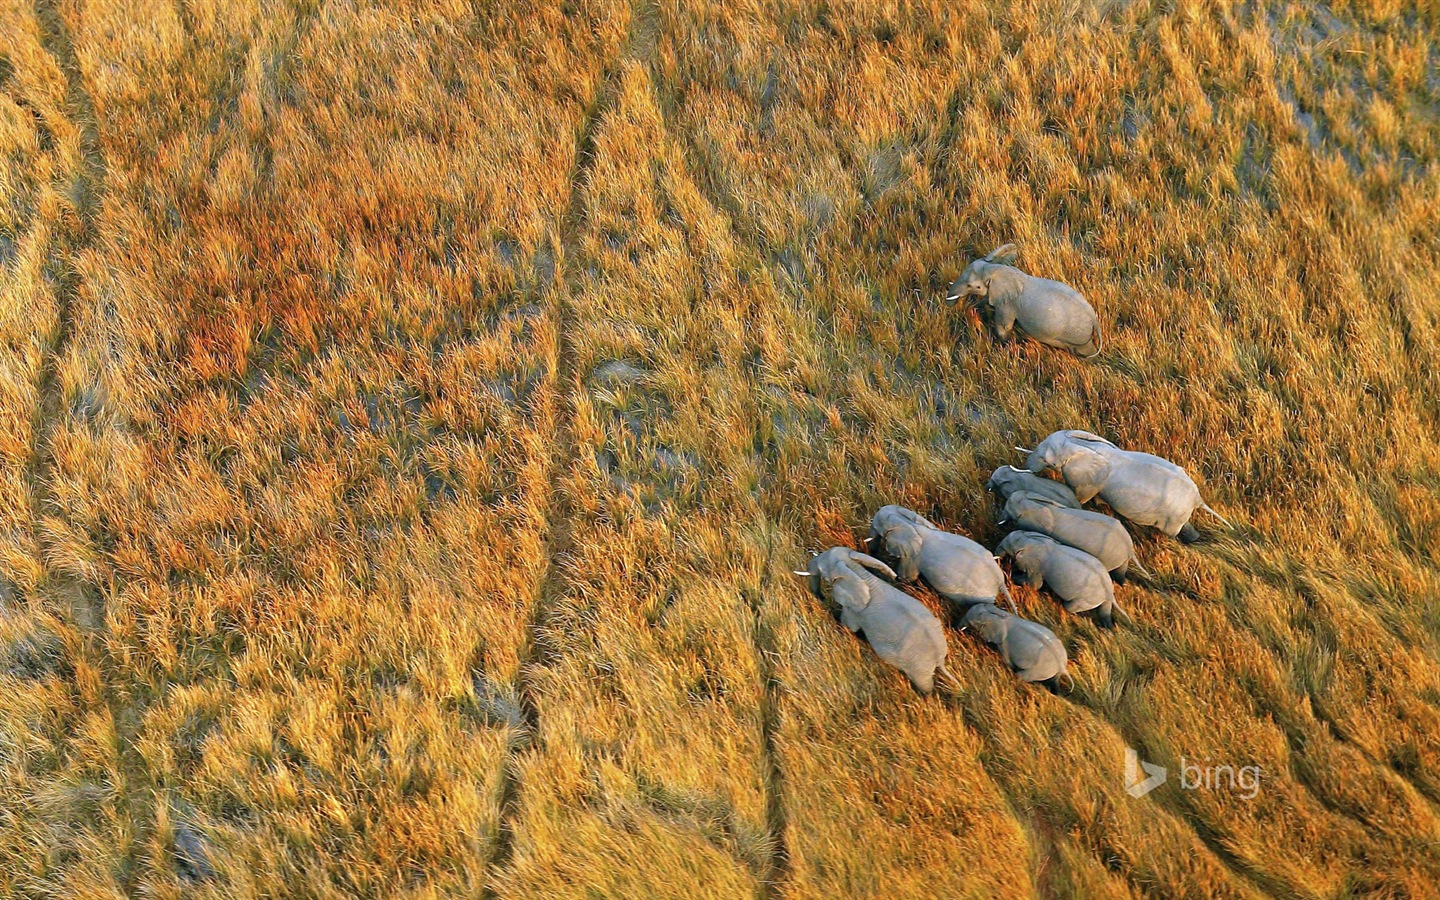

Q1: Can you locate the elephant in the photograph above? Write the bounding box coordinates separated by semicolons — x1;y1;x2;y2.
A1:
1000;490;1147;583
795;547;959;694
947;243;1101;357
1021;430;1233;543
868;505;1015;612
985;464;1081;509
962;603;1071;691
996;531;1125;628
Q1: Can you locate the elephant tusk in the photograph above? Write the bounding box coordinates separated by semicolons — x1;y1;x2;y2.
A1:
945;292;961;301
1014;446;1033;454
792;570;811;577
1200;503;1234;529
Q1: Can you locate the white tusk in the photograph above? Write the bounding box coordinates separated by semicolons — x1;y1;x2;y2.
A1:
792;570;811;577
1200;503;1234;529
1015;446;1033;454
945;293;960;301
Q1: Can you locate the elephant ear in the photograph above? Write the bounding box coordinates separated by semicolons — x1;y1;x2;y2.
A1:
977;616;1010;645
1006;490;1049;520
847;549;898;580
1061;447;1112;503
894;507;936;531
882;527;922;582
985;243;1019;264
1067;430;1115;447
829;570;871;612
1019;491;1063;509
964;606;1009;644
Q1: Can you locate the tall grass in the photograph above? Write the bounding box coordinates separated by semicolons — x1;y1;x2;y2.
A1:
0;0;1436;896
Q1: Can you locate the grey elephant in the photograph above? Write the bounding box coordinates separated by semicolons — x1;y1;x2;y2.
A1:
947;243;1101;357
962;603;1071;691
1000;490;1146;583
796;547;959;694
985;464;1080;509
868;505;1015;612
1021;430;1232;543
996;531;1124;628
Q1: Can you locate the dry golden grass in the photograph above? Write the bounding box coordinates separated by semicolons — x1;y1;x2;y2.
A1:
1;0;1438;896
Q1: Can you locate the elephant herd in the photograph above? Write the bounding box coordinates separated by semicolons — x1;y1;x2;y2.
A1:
794;246;1232;694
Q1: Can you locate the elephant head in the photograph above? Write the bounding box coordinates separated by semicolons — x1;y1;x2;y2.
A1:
983;465;1020;495
871;505;928;583
946;243;1018;305
995;529;1050;563
1001;490;1063;527
961;603;1012;643
797;547;897;613
1022;430;1115;497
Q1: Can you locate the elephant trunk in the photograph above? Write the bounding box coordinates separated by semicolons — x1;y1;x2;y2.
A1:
847;550;898;580
856;569;888;591
1024;451;1046;474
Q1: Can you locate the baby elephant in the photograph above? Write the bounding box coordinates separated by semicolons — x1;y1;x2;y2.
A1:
797;547;958;694
1000;491;1145;583
962;603;1071;691
1023;430;1232;543
868;505;1015;612
996;531;1123;628
948;243;1101;357
985;464;1080;509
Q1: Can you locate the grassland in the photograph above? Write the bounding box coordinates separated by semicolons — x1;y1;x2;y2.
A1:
1;0;1438;896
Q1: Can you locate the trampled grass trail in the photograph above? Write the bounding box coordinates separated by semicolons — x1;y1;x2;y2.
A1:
0;1;1438;897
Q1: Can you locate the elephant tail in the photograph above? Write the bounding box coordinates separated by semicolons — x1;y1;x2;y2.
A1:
1113;600;1135;625
1060;671;1075;694
1129;555;1152;578
1200;502;1234;529
998;582;1017;614
936;663;963;694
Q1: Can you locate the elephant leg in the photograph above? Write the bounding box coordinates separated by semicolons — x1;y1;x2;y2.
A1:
910;668;936;695
1074;328;1101;358
1094;600;1115;629
1178;522;1201;544
1017;666;1051;684
993;304;1018;341
1111;564;1128;585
